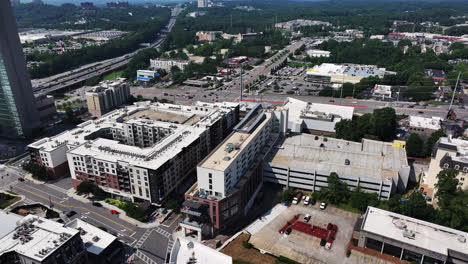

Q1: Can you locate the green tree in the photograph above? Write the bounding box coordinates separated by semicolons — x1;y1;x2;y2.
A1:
399;193;434;221
76;181;97;196
435;169;459;209
372;107;397;141
406;133;424;157
326;172;349;204
350;186;379;212
423;130;445;156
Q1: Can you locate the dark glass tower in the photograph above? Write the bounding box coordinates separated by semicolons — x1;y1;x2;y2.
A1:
0;0;40;138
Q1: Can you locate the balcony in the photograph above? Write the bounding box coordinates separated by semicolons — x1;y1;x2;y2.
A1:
180;217;204;229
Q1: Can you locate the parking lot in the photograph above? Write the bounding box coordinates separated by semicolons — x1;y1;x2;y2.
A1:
249;202;359;264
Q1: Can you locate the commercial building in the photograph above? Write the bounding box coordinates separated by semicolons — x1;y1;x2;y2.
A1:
150;58;190;72
0;0;41;138
35;94;57;122
72;30;127;42
182;104;287;239
0;212;88;264
64;219;121;264
28;101;239;203
306;63;388;84
426;137;468;190
196;31;220;42
86;78;130;117
306;49;330;58
275;19;332;31
136;70;160;82
358;206;468;263
372;84;393;100
263;134;411;199
283;97;354;135
170;237;232;264
408;116;442;138
197;0;208;8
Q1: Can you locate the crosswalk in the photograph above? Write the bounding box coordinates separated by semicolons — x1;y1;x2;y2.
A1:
135;229;153;249
165;238;174;263
154;227;171;238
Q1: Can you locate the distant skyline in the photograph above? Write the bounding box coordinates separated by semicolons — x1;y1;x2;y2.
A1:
21;0;186;5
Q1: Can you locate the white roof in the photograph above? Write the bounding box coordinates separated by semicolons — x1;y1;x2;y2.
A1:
306;63;386;78
409;116;441;130
170;237;232;264
65;219;116;255
0;210;23;239
284;97;354;132
0;215;79;262
362;207;468;256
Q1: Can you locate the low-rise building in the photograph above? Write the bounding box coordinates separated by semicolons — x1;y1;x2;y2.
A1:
264;134;411;199
28;101;239;203
136;70;159;82
196;31;220;42
306;63;388;84
170;237;232;264
408;116;442;138
150;58;190;72
426;137;468;190
0;212;88;264
275;19;332;31
306;49;330;58
283;97;354;135
86;78;130;117
35;93;57;122
424;69;447;82
371;84;393;100
182;104;287;239
358;206;468;263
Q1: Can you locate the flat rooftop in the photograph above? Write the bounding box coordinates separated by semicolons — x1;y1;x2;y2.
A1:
267;134;408;181
362;207;468;256
307;63;386;78
170;237;232;264
65;219;116;256
409;116;441;130
0;215;79;262
122;108;199;125
199;112;272;171
0;210;23;238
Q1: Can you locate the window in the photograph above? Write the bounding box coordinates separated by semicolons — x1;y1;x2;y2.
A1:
464;167;468;173
443;163;449;169
461;178;465;181
209;173;212;179
209;184;212;189
209;179;212;184
455;165;460;170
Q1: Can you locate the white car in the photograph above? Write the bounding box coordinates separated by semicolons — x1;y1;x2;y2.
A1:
304;196;310;205
320;202;328;210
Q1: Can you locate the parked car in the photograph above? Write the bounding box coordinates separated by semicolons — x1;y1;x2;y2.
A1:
329;99;335;103
320;202;328;210
304;196;311;205
92;202;103;207
285;227;292;235
310;199;316;205
304;214;311;223
292;192;303;205
66;211;77;217
109;209;119;215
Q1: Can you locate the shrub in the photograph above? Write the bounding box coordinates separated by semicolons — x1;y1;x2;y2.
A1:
242;241;253;249
277;256;301;264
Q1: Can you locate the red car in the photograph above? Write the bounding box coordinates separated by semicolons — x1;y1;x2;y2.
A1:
329;99;335;103
109;209;119;215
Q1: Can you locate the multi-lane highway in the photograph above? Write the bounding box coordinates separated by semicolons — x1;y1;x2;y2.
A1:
31;5;182;95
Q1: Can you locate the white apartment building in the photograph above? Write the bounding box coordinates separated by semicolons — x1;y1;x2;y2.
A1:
28;101;239;204
86;78;130;117
426;137;468;190
306;49;330;58
150;58;190;72
0;212;88;264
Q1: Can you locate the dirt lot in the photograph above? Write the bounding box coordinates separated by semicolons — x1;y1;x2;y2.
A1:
249;203;359;264
221;233;278;264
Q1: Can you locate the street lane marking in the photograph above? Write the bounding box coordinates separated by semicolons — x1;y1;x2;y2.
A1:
14;185;135;232
166;214;181;228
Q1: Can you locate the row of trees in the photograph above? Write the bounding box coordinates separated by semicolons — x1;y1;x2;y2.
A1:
405;130;445;158
334;107;397;142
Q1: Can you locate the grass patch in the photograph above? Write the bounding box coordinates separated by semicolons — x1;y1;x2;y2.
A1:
102;70;124;81
0;193;21;209
337;202;363;214
6;191;19;196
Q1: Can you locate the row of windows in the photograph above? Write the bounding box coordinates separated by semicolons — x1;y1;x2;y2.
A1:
443;163;468;172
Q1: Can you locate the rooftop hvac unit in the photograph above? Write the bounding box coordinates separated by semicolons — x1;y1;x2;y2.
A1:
403;229;415;239
458;235;466;243
394;220;407;229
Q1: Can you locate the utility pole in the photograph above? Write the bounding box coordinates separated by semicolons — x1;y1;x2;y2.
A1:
449;71;461;111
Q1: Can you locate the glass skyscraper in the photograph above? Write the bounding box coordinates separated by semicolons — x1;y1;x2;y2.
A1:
0;0;40;138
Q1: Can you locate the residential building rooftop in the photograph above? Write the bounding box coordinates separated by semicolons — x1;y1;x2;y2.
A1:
409;116;442;131
361;206;468;257
65;219;116;256
170;237;232;264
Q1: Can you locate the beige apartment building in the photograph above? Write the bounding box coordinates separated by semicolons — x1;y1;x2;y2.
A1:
86;78;130;117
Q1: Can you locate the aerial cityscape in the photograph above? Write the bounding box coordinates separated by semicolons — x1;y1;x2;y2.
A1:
0;0;468;263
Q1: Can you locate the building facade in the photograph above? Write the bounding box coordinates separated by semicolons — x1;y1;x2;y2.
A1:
426;137;468;190
182;104;288;239
28;101;239;203
35;94;57;122
0;0;40;138
150;58;189;72
358;207;468;264
136;70;159;82
86;78;130;117
408;116;442;138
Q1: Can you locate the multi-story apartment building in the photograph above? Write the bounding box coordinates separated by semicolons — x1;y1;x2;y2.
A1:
0;0;40;138
28;101;239;203
426;137;468;190
86;78;130;117
182;104;288;240
150;58;190;72
0;212;88;264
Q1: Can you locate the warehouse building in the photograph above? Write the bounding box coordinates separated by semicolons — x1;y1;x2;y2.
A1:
358;206;468;264
28;101;239;203
263;134;411;199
